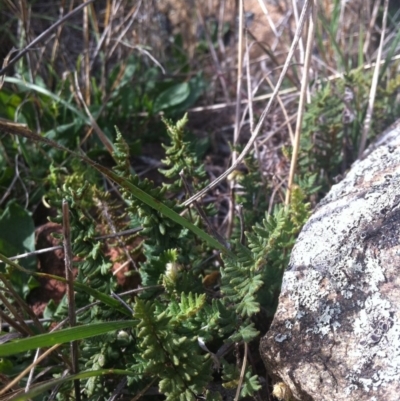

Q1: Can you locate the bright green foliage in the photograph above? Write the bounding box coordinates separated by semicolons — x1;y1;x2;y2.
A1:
160;113;208;193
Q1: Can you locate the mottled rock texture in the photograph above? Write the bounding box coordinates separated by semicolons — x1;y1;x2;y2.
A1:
260;119;400;401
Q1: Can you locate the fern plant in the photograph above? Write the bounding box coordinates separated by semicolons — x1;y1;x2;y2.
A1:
0;115;312;401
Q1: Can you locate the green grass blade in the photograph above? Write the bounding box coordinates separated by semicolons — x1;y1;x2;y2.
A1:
4;76;89;123
86;160;231;255
6;369;135;401
0;320;136;356
1;124;232;256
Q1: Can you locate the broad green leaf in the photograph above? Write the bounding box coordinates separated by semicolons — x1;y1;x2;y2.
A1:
153;82;190;113
0;320;137;356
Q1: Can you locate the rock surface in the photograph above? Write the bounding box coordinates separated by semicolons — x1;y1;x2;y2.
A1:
260;119;400;401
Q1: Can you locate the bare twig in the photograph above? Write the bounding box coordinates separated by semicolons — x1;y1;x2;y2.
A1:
0;300;32;336
196;4;231;103
96;227;143;240
107;0;143;60
179;170;228;248
97;198;138;270
0;271;44;332
226;0;244;239
363;0;381;57
236;204;245;245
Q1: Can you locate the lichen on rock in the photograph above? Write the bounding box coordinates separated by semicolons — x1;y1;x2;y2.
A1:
260;119;400;401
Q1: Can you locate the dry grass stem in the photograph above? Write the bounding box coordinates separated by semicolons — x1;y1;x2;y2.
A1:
0;0;96;77
183;0;311;207
0;344;62;396
62;200;80;401
73;72;115;154
358;0;390;157
285;0;316;205
234;342;248;401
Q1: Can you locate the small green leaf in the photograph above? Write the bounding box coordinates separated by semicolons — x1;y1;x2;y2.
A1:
229;322;259;343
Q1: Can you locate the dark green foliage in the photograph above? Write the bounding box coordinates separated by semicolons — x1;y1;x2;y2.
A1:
48;117;312;399
221;186;311;331
299;69;400;196
133;297;212;401
1;115;313;400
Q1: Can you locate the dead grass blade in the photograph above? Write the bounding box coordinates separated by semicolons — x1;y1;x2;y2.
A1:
0;0;96;78
0;47;18;91
182;0;311;207
73;72;115;154
0;344;62;397
358;0;390;157
285;0;317;205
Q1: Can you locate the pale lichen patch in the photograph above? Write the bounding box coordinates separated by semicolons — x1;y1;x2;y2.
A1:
261;120;400;400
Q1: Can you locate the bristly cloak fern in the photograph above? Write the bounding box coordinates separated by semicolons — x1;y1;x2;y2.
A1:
221;185;311;332
41;115;312;401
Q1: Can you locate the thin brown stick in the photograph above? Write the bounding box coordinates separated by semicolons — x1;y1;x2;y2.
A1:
234;342;248;401
264;75;295;145
0;227;143;264
83;0;90;105
0;299;32;336
285;0;316;205
97;198;138;271
358;0;389;157
179;170;227;248
363;0;381;57
62;200;80;401
0;271;44;332
196;3;231;103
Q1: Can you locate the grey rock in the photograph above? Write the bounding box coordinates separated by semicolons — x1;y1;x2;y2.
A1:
260;119;400;401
